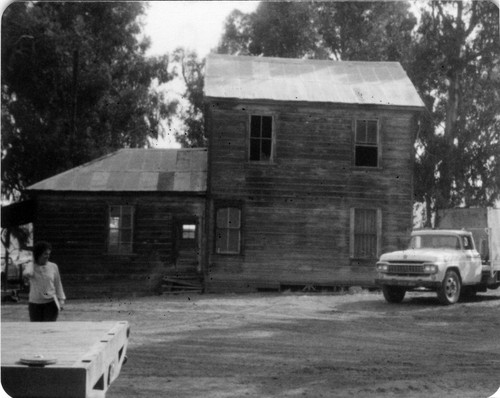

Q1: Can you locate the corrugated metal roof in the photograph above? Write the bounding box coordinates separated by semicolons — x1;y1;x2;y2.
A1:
205;54;425;108
27;148;207;192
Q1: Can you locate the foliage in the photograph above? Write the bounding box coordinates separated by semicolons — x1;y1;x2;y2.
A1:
316;1;417;62
411;1;500;225
1;2;176;199
171;48;206;148
217;1;417;61
245;2;320;58
1;225;30;251
217;9;254;56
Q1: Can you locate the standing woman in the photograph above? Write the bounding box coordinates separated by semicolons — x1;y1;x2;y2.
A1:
23;241;66;322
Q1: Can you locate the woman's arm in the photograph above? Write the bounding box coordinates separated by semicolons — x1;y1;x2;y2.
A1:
53;264;66;306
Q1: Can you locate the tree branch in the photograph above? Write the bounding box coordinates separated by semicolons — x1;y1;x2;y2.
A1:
464;1;478;38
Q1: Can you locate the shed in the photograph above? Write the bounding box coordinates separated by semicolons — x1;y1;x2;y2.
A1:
203;54;425;292
26;148;207;297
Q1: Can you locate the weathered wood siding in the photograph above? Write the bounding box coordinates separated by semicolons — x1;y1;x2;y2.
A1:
32;192;205;297
205;100;418;292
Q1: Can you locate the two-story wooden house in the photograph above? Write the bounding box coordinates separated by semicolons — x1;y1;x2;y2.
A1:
203;54;424;292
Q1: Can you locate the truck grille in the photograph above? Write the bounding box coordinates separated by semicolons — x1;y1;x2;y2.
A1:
387;262;425;275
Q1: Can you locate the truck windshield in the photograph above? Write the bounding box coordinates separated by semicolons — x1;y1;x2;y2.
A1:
409;235;460;250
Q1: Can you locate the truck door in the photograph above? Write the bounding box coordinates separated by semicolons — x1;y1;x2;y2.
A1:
460;235;482;284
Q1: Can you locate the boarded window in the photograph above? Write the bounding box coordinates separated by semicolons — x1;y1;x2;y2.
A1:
355;119;379;167
108;205;134;254
350;208;381;259
216;207;241;254
250;115;273;161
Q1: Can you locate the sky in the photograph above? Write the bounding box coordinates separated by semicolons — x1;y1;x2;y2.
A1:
143;1;259;57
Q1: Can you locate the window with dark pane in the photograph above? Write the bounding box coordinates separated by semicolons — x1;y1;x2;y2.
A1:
355;119;379;167
215;207;241;254
108;205;134;254
354;208;377;258
249;115;273;161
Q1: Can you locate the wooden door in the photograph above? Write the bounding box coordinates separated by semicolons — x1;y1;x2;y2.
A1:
174;219;200;275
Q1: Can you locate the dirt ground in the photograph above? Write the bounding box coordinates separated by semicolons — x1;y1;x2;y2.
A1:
2;289;500;398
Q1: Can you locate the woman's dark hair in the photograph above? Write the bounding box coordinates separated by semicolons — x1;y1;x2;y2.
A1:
33;241;52;263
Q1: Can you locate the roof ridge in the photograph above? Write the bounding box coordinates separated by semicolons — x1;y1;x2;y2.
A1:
207;53;402;66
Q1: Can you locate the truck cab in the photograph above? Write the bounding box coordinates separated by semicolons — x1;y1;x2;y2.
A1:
376;229;498;305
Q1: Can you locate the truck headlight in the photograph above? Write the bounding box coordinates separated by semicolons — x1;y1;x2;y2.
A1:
376;263;389;273
423;264;438;274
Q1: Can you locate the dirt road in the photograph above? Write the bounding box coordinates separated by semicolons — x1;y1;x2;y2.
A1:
2;290;499;398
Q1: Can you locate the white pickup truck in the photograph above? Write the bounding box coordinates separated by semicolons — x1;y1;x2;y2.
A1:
375;229;500;305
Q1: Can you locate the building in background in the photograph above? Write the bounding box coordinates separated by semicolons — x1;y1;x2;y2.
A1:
26;148;207;296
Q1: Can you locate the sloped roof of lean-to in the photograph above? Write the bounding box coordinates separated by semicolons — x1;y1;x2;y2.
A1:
27;148;207;192
204;54;425;109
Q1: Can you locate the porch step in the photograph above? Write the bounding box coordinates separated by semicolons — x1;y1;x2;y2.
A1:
161;275;203;295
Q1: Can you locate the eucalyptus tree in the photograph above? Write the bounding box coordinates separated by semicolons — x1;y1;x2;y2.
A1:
171;48;206;148
411;1;500;225
217;9;254;56
1;2;176;200
218;2;324;58
316;1;417;62
217;1;416;61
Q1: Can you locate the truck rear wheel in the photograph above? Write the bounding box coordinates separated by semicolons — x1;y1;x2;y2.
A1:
437;270;461;305
382;286;406;303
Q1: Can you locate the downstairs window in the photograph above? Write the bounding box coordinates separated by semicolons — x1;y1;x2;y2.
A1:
215;207;241;254
108;205;134;254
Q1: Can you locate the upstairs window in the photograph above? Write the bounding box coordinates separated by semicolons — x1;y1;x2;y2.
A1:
215;207;241;254
355;119;379;167
108;205;134;254
250;115;273;162
350;208;381;259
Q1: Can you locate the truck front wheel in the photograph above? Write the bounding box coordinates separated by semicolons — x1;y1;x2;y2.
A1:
437;270;461;305
382;286;406;303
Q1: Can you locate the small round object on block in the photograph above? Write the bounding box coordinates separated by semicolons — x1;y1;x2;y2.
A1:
19;355;57;367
